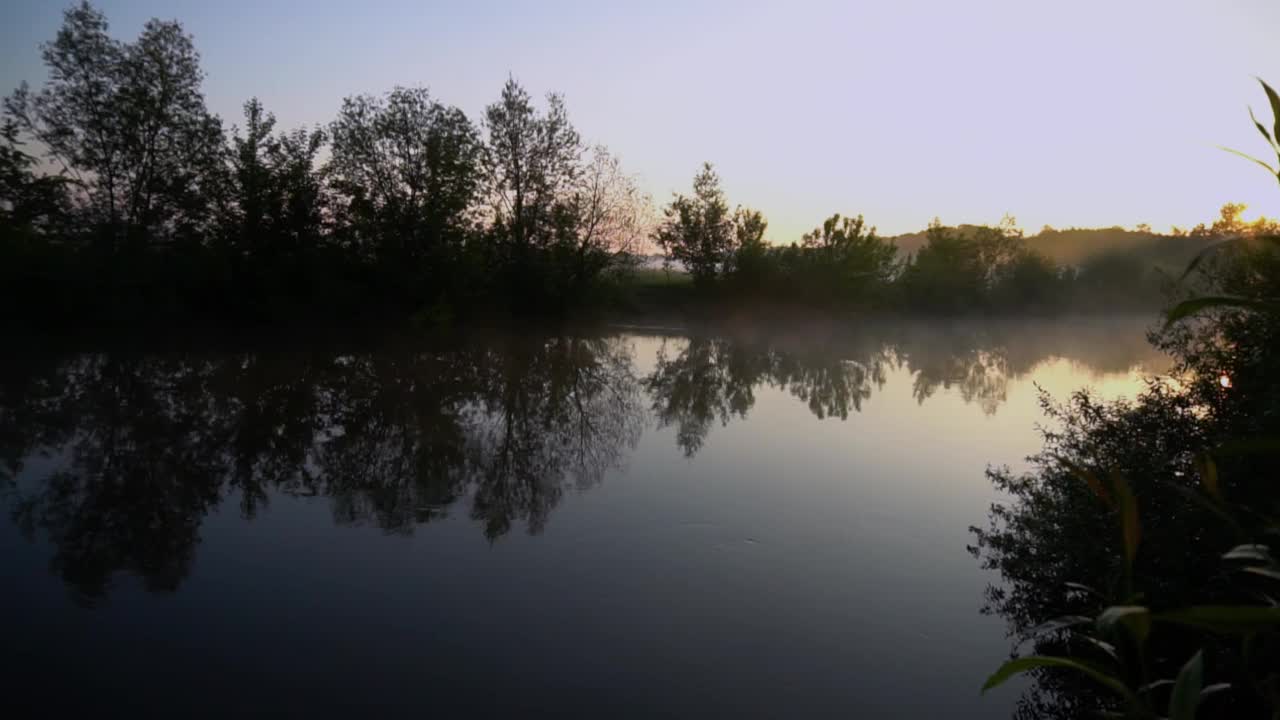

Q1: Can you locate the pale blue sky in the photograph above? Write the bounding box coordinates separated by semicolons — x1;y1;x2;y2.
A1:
4;0;1280;239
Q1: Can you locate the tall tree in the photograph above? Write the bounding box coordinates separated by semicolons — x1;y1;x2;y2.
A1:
483;78;582;254
226;98;327;258
654;163;735;288
328;86;481;269
226;98;276;250
265;123;327;254
4;2;224;247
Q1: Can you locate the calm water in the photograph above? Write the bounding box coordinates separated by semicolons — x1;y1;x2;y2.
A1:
0;317;1167;718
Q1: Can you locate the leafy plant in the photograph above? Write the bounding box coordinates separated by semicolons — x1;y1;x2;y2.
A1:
1165;79;1280;328
981;78;1280;718
981;464;1280;718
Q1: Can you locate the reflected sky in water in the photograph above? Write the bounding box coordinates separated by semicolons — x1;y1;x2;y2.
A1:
0;316;1164;718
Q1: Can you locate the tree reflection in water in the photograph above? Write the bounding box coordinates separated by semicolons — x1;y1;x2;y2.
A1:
0;335;645;602
0;318;1162;602
645;317;1164;456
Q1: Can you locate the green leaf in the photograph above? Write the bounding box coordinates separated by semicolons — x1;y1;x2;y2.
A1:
1110;473;1141;573
1259;77;1280;151
1223;544;1272;563
1065;581;1104;599
1219;146;1278;182
1098;605;1151;645
1174;237;1252;283
1200;682;1232;700
1156;606;1280;633
1080;635;1120;663
981;656;1132;701
1168;650;1204;720
1241;566;1280;582
1248;106;1277;148
1026;615;1093;639
1176;241;1220;283
1164;296;1278;330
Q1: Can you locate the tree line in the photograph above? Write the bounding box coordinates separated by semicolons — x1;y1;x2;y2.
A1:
651;163;1268;314
0;2;1253;329
1;2;651;327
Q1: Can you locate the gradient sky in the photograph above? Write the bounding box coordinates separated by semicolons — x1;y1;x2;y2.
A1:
4;0;1280;240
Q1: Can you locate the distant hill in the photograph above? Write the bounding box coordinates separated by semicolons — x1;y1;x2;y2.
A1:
1025;227;1167;265
888;225;1209;267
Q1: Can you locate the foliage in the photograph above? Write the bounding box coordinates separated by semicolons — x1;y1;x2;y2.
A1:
328;86;480;303
722;212;900;305
897;220;990;310
973;79;1280;719
0;4;655;325
654;162;737;288
5;1;224;247
0;2;1268;327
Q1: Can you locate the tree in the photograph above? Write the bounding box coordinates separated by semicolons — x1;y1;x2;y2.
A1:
898;218;1036;312
266;123;328;254
799;213;900;302
227;98;276;250
554;146;651;292
973;215;1026;286
0;117;73;327
328;86;481;274
483;78;581;255
0;118;68;235
654;163;736;288
4;2;224;248
989;249;1065;313
225;98;327;261
725;207;769;287
898;220;987;311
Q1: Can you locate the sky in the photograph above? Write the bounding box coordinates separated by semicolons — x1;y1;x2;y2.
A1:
3;0;1280;241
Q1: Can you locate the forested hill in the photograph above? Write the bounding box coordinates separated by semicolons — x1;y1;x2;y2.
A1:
889;225;1210;267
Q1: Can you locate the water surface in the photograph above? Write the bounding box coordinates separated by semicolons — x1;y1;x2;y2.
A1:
0;317;1166;718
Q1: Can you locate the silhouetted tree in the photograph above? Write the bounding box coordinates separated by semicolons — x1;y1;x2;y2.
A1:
328;86;481;301
551;145;651;296
5;2;224;248
655;163;736;288
898;218;1030;312
797;213;899;302
0;2;1244;325
225;99;328;260
727;206;770;288
989;249;1068;312
481;78;583;299
0;118;68;234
